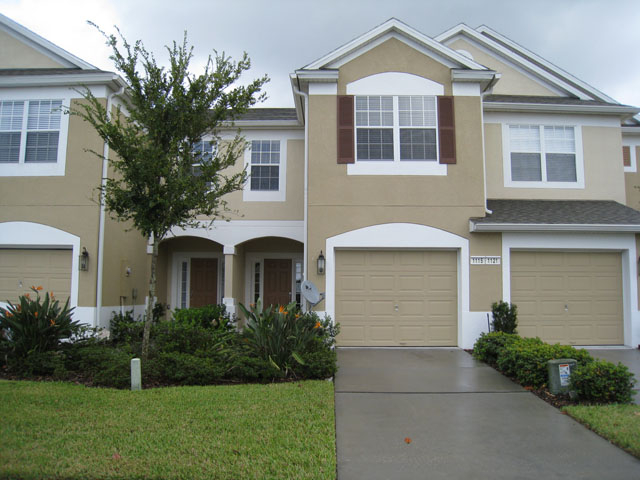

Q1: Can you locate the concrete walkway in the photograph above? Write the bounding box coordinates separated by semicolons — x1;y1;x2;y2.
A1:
335;348;640;480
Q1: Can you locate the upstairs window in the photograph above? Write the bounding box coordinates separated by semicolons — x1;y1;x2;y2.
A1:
508;125;577;184
0;100;62;164
355;95;438;162
250;140;280;191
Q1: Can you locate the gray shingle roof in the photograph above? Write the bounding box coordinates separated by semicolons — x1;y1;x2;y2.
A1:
470;199;640;231
237;108;298;121
0;68;113;75
483;94;628;108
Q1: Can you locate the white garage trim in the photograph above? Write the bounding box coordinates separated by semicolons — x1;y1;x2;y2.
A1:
501;232;639;347
0;221;80;313
325;223;470;347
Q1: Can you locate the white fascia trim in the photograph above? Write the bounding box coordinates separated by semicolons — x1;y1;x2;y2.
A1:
470;222;640;233
0;73;127;90
484;102;639;117
484;111;621;128
324;223;470;348
452;82;481;96
303;18;486;71
293;70;340;82
622;127;640;135
309;83;338;95
0;221;81;310
168;220;304;249
232;120;303;129
475;25;618;104
501;232;638;347
0;13;96;70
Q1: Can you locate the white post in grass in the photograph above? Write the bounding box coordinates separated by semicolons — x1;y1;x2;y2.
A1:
131;358;142;391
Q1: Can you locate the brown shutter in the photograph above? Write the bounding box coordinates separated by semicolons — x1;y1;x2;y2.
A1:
337;95;354;164
623;146;631;167
437;96;456;164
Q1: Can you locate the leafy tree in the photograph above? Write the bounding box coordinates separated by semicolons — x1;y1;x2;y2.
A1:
73;26;268;358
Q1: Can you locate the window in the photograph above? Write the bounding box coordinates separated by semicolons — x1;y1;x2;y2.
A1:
507;124;580;186
355;95;437;162
0;100;62;164
250;140;280;191
191;139;215;186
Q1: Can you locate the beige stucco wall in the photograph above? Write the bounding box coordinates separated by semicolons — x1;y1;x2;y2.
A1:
0;29;67;68
209;138;304;221
337;38;453;95
0;98;105;306
485;123;626;202
447;38;559;97
469;233;502;311
625;150;640;210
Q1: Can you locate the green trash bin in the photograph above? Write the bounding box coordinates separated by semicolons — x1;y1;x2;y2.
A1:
548;358;577;394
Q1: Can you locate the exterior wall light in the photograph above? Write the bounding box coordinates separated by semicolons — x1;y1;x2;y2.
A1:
79;247;89;271
317;250;325;275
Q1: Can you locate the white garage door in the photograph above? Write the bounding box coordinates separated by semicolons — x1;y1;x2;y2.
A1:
0;249;72;304
335;250;457;346
511;251;623;345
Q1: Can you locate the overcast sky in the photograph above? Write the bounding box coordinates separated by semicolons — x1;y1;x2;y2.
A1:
2;0;639;108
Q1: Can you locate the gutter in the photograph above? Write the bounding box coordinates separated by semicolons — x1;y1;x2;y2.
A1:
95;84;125;328
483;101;640;117
291;79;309;310
469;221;640;233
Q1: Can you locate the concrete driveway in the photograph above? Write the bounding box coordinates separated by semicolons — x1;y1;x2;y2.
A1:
587;348;640;404
335;348;640;480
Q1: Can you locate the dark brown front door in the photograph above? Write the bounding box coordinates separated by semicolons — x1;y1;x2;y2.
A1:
190;258;218;307
263;259;292;307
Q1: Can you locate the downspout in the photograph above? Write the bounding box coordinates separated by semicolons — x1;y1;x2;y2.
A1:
481;74;499;215
95;82;125;328
291;81;309;309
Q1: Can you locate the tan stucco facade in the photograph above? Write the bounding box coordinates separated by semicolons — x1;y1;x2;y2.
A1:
0;29;66;68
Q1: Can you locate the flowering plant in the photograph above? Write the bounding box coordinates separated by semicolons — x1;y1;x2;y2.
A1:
0;286;80;359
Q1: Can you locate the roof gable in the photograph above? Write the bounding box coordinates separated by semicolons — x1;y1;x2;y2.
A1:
436;23;616;103
302;18;489;72
0;13;96;70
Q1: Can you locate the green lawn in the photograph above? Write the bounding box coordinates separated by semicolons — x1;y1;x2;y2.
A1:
564;404;640;459
0;379;336;479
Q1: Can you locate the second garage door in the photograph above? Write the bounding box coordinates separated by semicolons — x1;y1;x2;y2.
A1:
511;251;623;345
0;249;72;304
335;250;457;346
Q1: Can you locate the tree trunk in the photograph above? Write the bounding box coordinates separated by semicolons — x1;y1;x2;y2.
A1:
141;236;159;360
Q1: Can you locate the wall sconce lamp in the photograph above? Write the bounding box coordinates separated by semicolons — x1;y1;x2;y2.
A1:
79;247;89;271
317;250;325;275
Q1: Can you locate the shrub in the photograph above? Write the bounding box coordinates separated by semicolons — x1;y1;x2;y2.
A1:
172;304;233;330
570;360;636;404
472;331;519;365
491;301;518;334
296;338;338;379
68;343;134;388
239;301;338;378
0;286;81;362
496;338;593;388
226;353;281;382
152;351;227;385
6;350;68;377
109;310;144;344
151;321;235;356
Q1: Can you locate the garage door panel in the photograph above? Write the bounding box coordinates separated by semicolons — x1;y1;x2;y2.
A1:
511;251;622;345
336;250;457;346
0;249;72;304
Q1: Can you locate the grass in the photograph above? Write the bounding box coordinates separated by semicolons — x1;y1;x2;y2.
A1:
563;404;640;459
0;379;336;479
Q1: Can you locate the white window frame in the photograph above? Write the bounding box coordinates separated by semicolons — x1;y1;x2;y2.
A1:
0;88;72;177
623;140;639;173
346;72;447;176
502;121;584;189
242;131;292;202
170;252;224;310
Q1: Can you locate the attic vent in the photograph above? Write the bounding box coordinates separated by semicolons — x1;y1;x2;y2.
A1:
456;49;474;60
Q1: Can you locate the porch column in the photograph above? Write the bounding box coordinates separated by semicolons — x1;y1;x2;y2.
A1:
223;245;237;316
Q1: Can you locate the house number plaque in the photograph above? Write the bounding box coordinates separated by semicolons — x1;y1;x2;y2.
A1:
470;256;501;265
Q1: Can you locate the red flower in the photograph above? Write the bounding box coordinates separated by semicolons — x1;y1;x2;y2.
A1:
404;437;412;444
